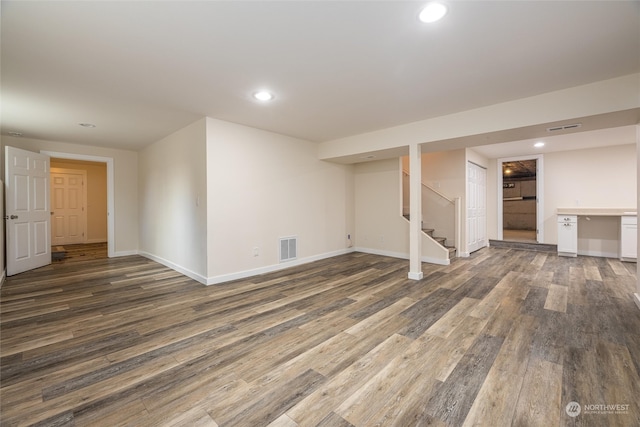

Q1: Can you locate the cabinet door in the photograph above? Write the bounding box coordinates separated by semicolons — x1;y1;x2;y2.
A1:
621;222;637;260
558;222;577;254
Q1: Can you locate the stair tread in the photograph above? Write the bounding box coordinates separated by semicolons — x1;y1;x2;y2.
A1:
403;214;455;258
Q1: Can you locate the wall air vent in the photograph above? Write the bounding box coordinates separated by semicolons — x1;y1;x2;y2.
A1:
279;236;297;262
546;123;582;132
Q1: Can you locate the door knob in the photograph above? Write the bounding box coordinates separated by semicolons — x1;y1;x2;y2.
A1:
5;215;18;220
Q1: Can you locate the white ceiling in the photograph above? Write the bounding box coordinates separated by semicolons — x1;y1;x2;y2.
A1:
471;125;638;159
1;1;639;152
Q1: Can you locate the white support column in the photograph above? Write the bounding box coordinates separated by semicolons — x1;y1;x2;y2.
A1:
635;124;640;310
408;143;423;280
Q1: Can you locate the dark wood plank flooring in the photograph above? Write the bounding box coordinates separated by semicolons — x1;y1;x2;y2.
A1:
1;247;639;426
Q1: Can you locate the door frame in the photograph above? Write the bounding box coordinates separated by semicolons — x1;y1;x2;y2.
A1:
497;154;544;243
42;151;115;258
50;167;88;245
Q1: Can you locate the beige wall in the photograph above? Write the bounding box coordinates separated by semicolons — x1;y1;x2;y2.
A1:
206;117;355;283
50;160;108;243
1;135;139;255
138;118;208;282
355;158;449;263
484;143;636;245
355;159;408;256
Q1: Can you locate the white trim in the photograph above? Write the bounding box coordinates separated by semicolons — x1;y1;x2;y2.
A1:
141;248;358;286
41;151;115;258
113;250;138;257
408;271;424;280
634;293;640;311
205;248;356;285
354;247;450;266
0;270;5;288
139;251;207;284
577;250;619;258
497;154;544;243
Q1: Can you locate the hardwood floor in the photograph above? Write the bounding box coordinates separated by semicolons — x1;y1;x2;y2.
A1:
1;248;639;426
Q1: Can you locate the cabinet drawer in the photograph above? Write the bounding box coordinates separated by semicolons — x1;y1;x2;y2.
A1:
557;215;577;223
622;216;637;226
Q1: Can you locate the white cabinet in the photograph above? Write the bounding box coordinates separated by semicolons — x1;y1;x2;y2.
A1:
557;215;577;257
620;216;637;262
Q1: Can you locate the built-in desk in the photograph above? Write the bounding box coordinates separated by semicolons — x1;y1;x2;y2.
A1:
556;208;637;261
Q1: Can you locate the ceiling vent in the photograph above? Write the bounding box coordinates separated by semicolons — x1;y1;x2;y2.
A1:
546;123;582;132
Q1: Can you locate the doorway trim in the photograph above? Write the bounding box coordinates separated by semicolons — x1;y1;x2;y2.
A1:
41;151;115;258
497;154;544;243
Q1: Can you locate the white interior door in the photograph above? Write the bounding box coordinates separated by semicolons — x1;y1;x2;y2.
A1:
5;146;51;276
467;161;487;253
51;169;86;245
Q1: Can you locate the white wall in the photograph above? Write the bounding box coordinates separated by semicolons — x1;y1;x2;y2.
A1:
139;118;208;282
1;135;138;255
355;159;408;256
484;143;636;246
205;117;355;283
319;74;640;161
403;149;490;255
543;144;636;244
355;158;448;263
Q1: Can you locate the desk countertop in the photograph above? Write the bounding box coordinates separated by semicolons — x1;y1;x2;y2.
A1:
557;208;637;216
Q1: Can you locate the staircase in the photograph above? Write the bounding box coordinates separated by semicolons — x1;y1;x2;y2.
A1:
403;215;456;259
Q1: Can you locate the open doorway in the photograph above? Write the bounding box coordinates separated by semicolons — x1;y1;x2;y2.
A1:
498;155;544;243
50;158;108;259
42;151;115;258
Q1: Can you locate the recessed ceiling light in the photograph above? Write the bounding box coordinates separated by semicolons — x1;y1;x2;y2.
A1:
253;91;274;101
419;2;448;23
534;141;545;148
79;123;96;128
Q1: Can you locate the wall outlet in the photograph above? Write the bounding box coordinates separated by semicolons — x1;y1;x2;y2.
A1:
253;246;259;257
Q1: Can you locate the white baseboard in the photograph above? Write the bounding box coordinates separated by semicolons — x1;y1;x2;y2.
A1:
138;251;208;285
354;247;450;266
206;248;356;285
634;293;640;311
577;250;618;258
112;250;139;257
408;271;424;280
138;248;357;286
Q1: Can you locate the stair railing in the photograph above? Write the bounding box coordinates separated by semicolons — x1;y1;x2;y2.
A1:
402;170;460;250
